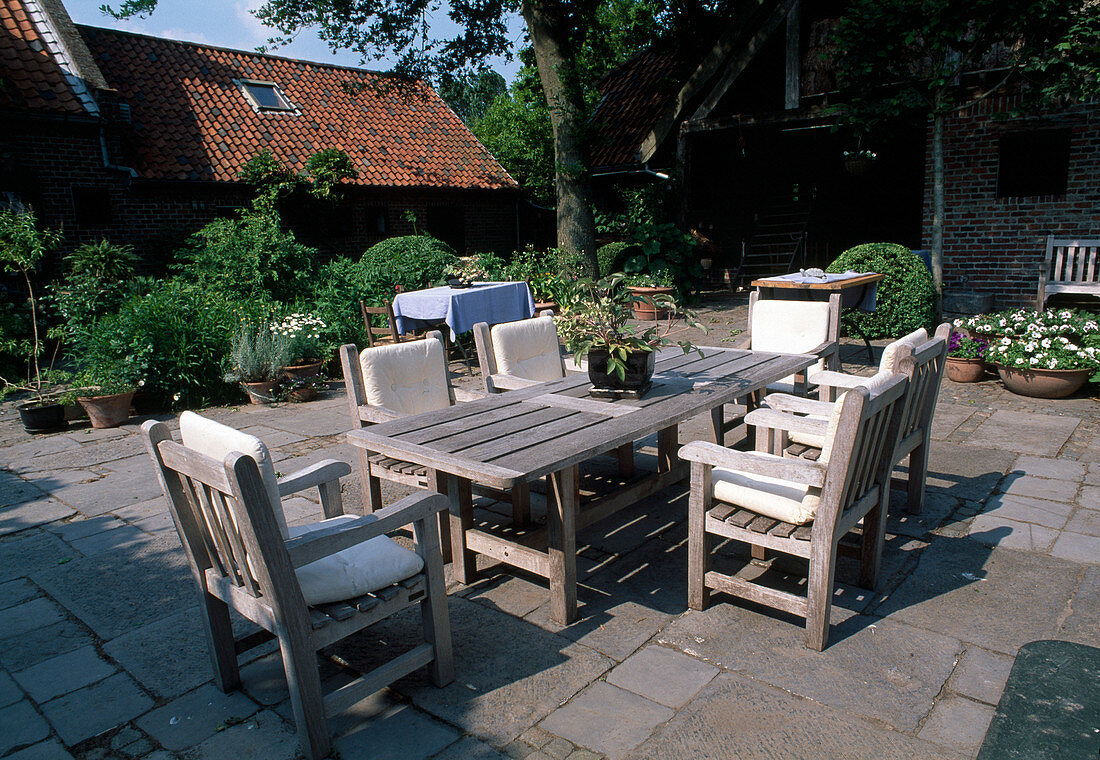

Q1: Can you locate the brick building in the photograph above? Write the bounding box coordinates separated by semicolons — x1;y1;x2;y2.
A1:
0;0;521;270
590;0;1100;308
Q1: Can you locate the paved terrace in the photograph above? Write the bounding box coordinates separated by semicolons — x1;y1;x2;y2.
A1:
1;292;1099;760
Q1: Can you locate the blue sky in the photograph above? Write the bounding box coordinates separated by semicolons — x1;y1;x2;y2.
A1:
63;0;525;82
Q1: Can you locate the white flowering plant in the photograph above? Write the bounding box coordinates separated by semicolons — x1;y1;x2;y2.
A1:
271;312;326;365
977;308;1100;373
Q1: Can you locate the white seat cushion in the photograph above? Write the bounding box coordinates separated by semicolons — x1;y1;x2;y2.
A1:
360;338;451;417
180;411;288;538
491;316;564;382
751;300;832;389
289;516;424;606
879;328;928;373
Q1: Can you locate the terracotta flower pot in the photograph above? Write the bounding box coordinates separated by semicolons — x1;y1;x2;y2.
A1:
282;361;323;381
628;286;675;320
77;391;135;429
243;380;277;405
996;366;1090;399
945;356;987;383
286;385;319;402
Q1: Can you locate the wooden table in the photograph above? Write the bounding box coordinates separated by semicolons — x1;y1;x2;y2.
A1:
752;272;885;360
347;347;816;624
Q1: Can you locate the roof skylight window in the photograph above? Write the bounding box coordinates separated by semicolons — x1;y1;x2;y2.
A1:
239;80;296;112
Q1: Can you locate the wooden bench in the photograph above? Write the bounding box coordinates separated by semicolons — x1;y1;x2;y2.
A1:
1037;236;1100;308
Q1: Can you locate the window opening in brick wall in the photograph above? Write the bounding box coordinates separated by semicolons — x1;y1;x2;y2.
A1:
72;186;112;228
239;80;296;112
996;129;1071;198
425;207;466;254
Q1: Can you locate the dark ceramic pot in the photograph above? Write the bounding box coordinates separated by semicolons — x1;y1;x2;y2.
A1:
587;349;655;391
18;401;67;433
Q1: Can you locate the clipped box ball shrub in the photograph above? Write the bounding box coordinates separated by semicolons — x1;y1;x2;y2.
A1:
827;242;936;339
360;235;457;294
597;242;641;277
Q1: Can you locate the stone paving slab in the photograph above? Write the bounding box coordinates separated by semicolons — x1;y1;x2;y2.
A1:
103;609;213;699
625;672;964;760
11;645;115;703
135;683;260;750
916;695;995;756
541;681;673;759
0;701;51;756
656;605;961;733
964;410;1079;457
605;645;718;708
38;672;152;745
948;646;1015;705
333;703;460;760
3;740;73;760
872;541;1081;654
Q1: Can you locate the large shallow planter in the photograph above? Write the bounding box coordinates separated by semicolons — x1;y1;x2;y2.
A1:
534;300;558;315
243;380;277;405
945;357;987;383
282;361;323;381
587;349;655;398
628;286;674;320
996;365;1090;399
77;391;135;429
18;401;66;434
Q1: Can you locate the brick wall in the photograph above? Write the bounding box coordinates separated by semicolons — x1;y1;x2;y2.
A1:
922;97;1100;308
1;116;520;276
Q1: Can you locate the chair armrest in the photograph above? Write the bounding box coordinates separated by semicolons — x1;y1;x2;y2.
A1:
760;393;836;416
744;408;830;437
452;387;489;403
285;491;449;568
807;339;839;359
277;460;352;498
811;370;868;390
678;441;827;486
359;404;403;424
490;374;544;391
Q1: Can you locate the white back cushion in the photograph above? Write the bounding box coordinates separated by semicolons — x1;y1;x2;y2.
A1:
751;300;832;385
360;338;451;417
491;316;564;382
289;516;424;605
179;411;288;539
879;327;928;373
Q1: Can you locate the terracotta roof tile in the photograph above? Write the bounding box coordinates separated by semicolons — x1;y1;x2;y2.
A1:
78;25;516;191
0;0;87;115
590;47;691;170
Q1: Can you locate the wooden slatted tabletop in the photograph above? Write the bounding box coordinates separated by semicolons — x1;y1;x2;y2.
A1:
348;346;815;624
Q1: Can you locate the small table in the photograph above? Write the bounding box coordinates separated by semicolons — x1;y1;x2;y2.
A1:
392;281;536;340
347;346;816;625
752;271;884;360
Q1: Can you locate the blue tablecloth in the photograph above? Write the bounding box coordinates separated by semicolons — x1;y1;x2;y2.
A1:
392;281;536;340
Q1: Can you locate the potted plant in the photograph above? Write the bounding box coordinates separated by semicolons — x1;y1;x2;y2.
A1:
225;323;287;404
63;361;143;428
0;209;68;433
945;331;988;383
983;308;1100;398
625;269;676;320
843;149;877;175
555;275;705;398
272;312;326;380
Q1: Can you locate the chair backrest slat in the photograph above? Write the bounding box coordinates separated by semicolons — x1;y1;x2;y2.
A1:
181;475;230;580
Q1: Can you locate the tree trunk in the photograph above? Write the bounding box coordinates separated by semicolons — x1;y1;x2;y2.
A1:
521;0;598;277
930;103;945;299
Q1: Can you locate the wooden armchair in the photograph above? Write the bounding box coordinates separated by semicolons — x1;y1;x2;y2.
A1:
142;414;452;760
1037;236;1100;308
733;291;842;394
757;323;950;514
681;371;908;650
359;300;401;348
339;331;532;525
472;312;565;394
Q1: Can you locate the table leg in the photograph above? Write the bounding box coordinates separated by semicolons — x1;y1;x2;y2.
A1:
616;442;635;479
710;405;724;446
657;425;678;472
426;469;452;564
357;450;381;514
547;465;579;625
446;474;476;584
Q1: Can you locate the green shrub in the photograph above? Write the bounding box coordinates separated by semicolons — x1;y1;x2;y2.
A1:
93;279;242;409
826;242;936;339
597;242;640;277
309;257;383;350
174;211;317;304
359;235;457;295
52;239;137;346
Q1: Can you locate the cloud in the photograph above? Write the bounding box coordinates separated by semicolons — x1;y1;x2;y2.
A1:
234;0;269;43
158;27;214;45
